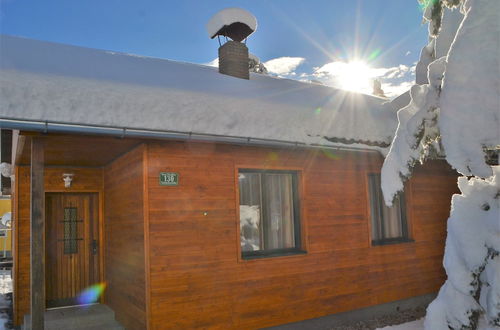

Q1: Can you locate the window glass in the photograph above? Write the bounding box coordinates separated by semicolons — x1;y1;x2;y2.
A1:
239;170;301;257
239;173;262;252
368;174;408;244
63;207;78;254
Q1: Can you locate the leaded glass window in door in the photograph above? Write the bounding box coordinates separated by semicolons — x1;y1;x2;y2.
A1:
62;207;79;254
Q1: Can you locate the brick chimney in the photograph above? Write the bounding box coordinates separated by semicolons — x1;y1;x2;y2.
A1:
218;41;249;80
206;8;257;80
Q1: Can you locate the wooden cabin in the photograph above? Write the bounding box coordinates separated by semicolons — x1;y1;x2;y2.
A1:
0;35;458;329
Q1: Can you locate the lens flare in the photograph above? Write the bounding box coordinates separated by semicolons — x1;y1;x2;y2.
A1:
419;0;439;11
315;107;322;115
77;283;106;305
267;152;279;161
321;149;341;160
367;49;381;61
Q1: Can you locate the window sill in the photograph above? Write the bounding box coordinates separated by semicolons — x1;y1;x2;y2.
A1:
371;238;414;246
242;249;307;260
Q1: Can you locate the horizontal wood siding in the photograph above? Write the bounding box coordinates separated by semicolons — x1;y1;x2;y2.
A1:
13;167;103;326
104;145;147;330
147;141;458;329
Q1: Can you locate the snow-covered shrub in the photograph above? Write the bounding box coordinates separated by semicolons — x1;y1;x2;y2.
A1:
381;0;500;328
249;54;268;74
425;170;500;329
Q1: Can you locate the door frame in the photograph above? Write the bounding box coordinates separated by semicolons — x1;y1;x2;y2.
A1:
44;189;105;307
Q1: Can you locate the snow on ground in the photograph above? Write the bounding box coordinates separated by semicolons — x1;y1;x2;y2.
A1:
376;317;493;330
0;270;11;330
376;318;424;330
0;35;396;151
0;271;11;295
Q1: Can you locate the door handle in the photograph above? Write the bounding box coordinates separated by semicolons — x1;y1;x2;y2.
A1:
92;239;98;255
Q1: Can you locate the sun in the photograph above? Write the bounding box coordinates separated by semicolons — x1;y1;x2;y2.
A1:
337;61;373;93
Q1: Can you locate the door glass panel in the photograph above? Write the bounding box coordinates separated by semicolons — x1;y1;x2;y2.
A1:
63;207;78;254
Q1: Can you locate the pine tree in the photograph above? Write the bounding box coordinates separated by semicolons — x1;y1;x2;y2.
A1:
381;1;500;328
248;54;268;74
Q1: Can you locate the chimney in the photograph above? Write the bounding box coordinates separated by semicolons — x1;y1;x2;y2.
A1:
206;8;257;80
218;41;249;79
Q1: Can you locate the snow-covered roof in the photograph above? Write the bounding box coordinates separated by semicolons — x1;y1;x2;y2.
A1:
0;35;397;151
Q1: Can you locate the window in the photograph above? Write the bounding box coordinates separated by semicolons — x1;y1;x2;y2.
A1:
238;169;303;258
368;174;409;245
63;207;79;254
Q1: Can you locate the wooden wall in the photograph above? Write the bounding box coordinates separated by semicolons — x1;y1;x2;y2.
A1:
146;141;459;329
13;167;103;326
104;145;148;330
12;138;458;329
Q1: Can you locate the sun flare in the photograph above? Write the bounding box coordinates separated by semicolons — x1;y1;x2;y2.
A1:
337;61;373;93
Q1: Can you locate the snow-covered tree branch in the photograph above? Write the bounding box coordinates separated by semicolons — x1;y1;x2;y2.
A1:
381;0;500;328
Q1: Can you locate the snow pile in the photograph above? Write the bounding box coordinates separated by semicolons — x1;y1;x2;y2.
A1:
0;270;11;330
377;317;491;330
0;35;396;151
206;8;257;39
0;272;11;296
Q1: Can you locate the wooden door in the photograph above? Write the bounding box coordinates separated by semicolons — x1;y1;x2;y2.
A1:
45;193;100;308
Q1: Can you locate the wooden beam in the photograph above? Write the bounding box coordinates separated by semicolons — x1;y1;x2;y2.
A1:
11;130;26;166
30;138;44;330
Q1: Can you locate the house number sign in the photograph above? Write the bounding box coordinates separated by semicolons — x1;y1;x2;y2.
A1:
159;172;179;186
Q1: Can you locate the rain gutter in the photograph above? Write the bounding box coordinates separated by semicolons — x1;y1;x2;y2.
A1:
0;118;381;154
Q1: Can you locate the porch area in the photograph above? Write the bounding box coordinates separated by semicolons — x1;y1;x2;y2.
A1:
22;304;124;330
10;132;149;329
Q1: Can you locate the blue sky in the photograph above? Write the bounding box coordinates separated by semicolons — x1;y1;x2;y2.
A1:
0;0;429;96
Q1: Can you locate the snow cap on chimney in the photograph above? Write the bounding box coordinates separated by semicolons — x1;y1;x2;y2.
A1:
206;8;257;80
206;8;257;42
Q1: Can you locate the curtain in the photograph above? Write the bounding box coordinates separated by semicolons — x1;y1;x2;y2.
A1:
239;172;296;251
262;173;295;249
368;174;405;241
